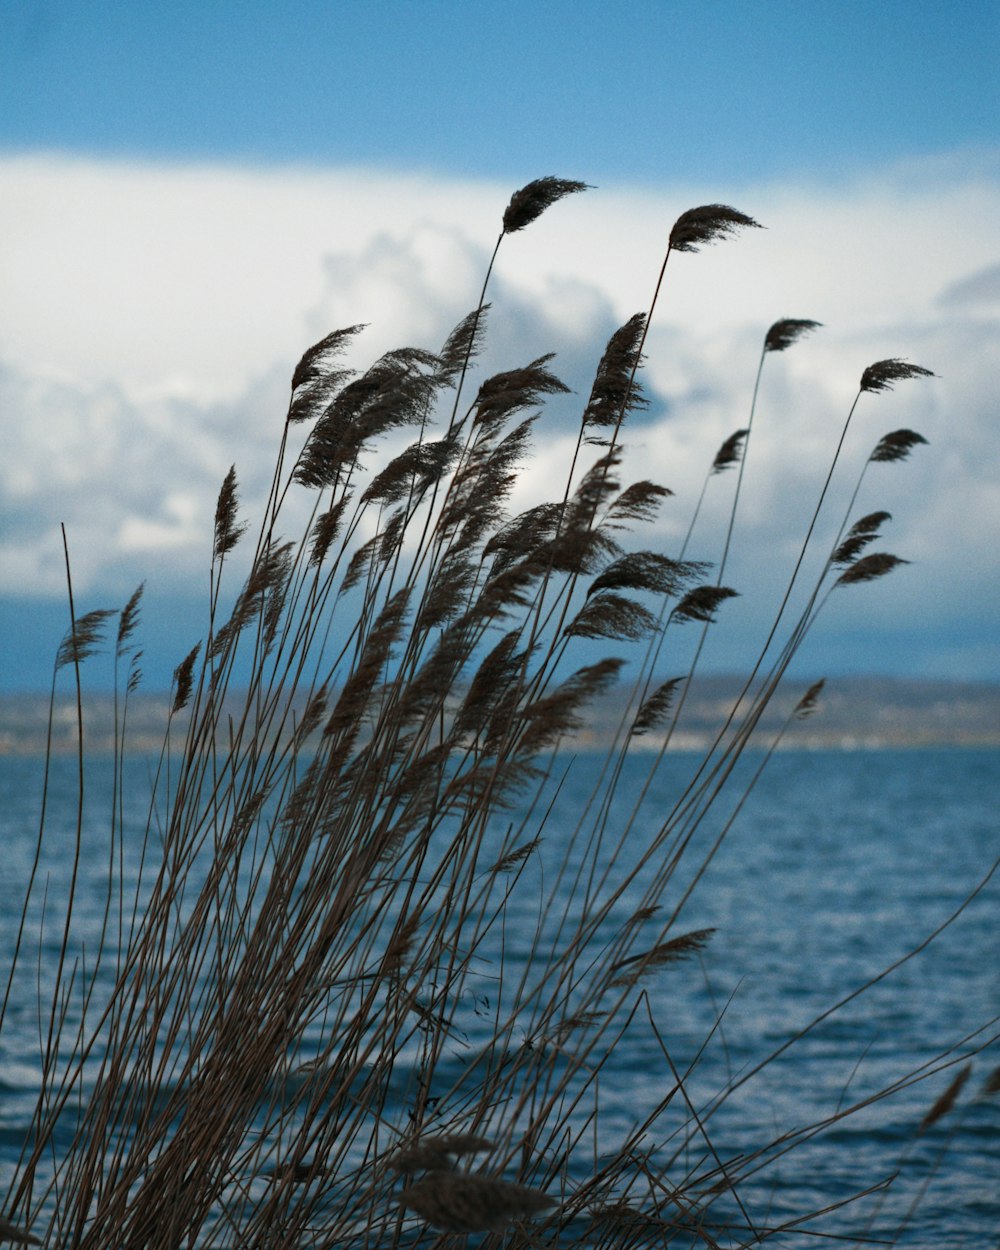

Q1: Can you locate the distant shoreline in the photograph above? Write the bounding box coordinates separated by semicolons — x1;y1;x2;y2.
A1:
3;675;998;755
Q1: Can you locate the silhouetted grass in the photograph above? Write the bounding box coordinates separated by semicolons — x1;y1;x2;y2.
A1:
3;177;992;1249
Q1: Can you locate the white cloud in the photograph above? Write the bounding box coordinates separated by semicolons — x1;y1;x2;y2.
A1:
1;151;998;676
937;261;1000;309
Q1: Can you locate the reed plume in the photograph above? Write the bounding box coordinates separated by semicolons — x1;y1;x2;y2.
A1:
870;428;929;463
764;318;822;353
502;176;590;233
918;1063;972;1132
860;358;936;393
668;203;761;252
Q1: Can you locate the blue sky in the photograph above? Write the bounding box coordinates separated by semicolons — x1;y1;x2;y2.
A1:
1;1;998;690
4;0;997;182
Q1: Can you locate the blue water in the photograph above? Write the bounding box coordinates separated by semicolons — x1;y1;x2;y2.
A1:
1;748;998;1247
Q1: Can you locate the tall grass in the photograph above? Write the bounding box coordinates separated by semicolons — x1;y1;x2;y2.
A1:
2;178;993;1249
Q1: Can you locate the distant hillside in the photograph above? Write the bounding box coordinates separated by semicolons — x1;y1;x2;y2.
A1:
582;675;1000;750
1;676;997;755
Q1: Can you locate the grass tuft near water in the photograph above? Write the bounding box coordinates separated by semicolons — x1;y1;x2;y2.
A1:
3;176;992;1249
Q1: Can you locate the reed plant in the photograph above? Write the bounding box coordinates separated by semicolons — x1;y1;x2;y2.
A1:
2;177;994;1249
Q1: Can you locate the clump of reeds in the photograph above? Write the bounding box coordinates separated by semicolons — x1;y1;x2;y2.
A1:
2;175;982;1250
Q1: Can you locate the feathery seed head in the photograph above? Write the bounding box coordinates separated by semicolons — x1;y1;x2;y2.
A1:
116;582;145;655
171;642;201;713
764;318;822;353
502;177;590;233
919;1063;972;1132
835;553;909;586
795;679;825;718
672;585;739;625
669;204;761;253
712;429;749;474
56;608;116;671
869;428;929;463
290;324;364;394
583;313;648;431
860;358;935;393
610;927;717;987
213;466;247;560
631;677;684;737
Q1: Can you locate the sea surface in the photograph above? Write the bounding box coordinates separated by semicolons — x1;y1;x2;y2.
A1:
1;747;998;1247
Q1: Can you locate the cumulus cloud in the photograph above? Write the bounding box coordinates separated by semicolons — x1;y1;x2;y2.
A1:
1;151;997;678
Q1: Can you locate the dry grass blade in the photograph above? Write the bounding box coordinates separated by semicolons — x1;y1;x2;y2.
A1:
860;358;935;393
502;176;590;233
399;1171;556;1231
669;203;761;253
764;318;822;352
919;1063;972;1132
